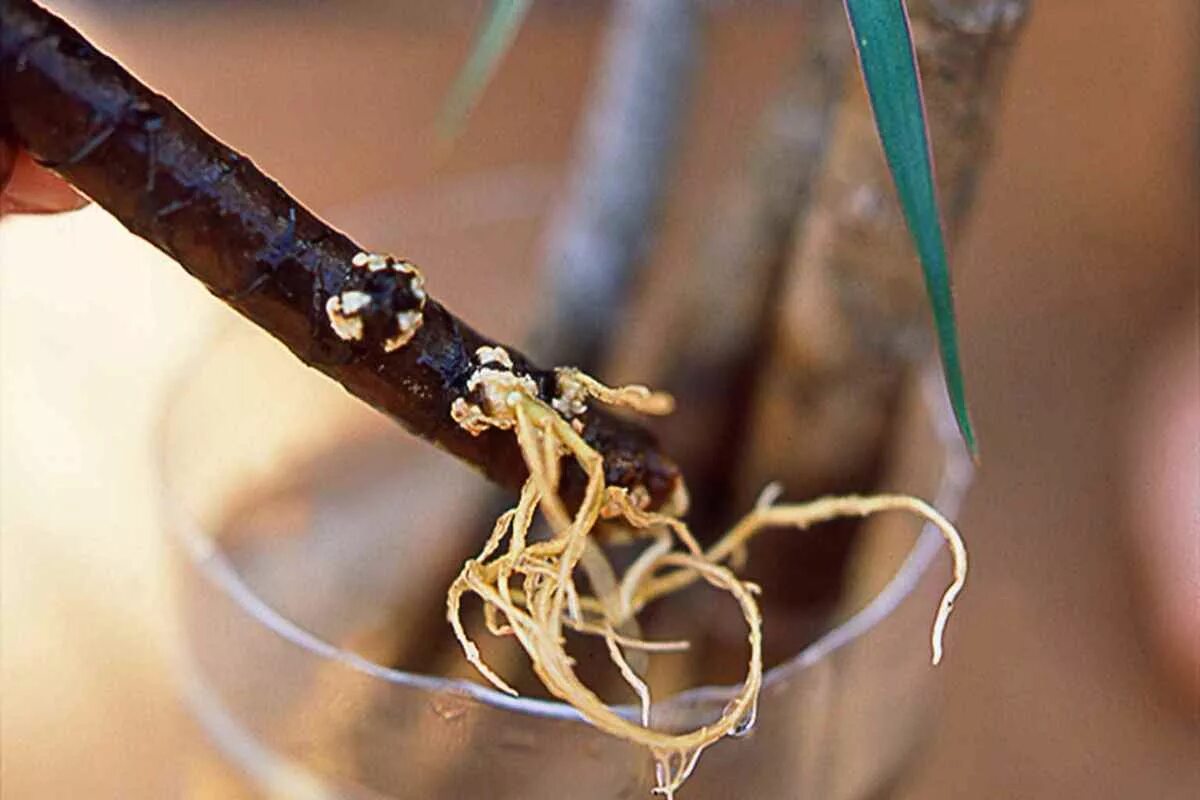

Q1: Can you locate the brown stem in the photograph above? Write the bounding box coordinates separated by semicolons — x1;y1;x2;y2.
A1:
649;0;852;531
0;0;679;508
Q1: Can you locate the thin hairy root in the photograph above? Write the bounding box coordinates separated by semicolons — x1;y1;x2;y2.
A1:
447;571;519;696
605;629;654;727
582;538;648;671
555;368;676;418
653;746;704;799
632;493;968;665
580;623;691;654
445;347;966;795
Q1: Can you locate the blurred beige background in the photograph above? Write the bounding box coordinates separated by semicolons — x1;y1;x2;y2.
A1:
2;1;1197;797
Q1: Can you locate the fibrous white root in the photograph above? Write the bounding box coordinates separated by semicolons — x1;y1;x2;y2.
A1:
445;350;967;797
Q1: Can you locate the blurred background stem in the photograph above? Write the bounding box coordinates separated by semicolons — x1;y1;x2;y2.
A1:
736;0;1030;507
529;0;699;371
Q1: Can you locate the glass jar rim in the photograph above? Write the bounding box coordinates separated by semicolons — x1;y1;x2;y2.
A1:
157;331;973;724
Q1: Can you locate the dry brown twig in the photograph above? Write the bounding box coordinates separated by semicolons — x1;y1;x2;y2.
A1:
737;0;1030;503
647;0;854;526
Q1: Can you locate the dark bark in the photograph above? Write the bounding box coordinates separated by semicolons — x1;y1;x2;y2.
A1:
0;0;679;508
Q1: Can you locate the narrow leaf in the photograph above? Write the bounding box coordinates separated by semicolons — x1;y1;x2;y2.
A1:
843;0;978;456
438;0;534;140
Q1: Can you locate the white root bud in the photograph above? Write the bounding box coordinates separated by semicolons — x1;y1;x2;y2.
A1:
329;251;428;352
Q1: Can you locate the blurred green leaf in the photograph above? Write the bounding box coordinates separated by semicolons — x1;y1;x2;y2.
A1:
844;0;978;456
438;0;533;140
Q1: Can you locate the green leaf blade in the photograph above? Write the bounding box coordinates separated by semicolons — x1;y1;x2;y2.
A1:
439;0;534;140
843;0;978;456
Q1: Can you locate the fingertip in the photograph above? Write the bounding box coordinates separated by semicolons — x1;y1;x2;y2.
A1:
0;150;88;216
